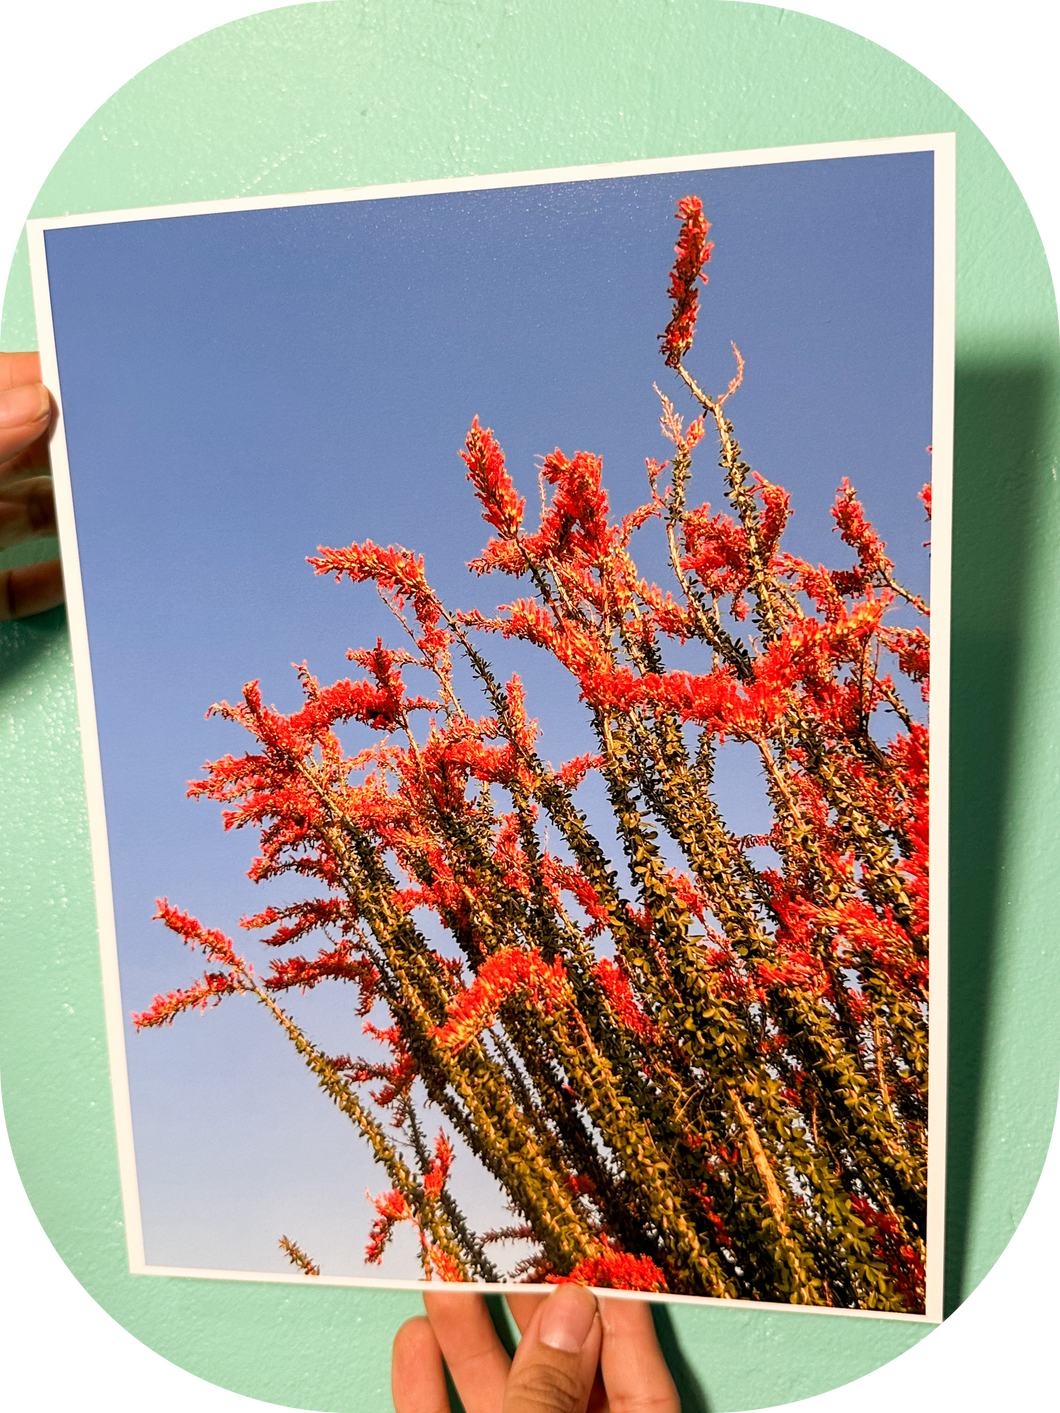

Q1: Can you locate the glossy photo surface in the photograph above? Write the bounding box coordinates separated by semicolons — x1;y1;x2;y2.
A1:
32;141;947;1316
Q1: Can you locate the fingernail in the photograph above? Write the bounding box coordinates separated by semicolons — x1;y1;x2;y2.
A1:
0;382;50;427
538;1284;598;1353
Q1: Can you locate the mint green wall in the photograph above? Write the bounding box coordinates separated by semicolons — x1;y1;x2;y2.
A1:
1;3;1057;1409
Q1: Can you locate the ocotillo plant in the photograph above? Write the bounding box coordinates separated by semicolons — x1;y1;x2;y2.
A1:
136;196;930;1312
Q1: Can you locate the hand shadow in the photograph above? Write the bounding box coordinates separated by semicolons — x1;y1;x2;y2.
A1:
651;1302;711;1413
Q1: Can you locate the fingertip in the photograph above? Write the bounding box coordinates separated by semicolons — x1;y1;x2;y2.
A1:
393;1312;438;1359
0;383;54;470
597;1296;680;1413
505;1287;602;1413
538;1283;599;1353
597;1293;658;1338
0;381;51;430
0;560;64;621
392;1315;449;1413
423;1289;512;1409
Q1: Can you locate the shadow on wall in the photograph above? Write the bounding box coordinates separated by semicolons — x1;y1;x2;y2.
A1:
653;1303;711;1413
945;358;1053;1316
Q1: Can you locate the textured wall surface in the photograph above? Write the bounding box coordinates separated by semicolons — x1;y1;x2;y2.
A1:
1;3;1057;1409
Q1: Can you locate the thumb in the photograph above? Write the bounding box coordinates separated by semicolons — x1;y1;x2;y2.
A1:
504;1285;602;1413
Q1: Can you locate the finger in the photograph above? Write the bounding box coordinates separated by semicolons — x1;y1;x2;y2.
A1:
504;1292;546;1336
0;381;52;465
0;352;42;390
424;1290;511;1413
504;1285;602;1413
0;560;64;620
597;1299;679;1413
506;1293;605;1413
392;1315;451;1413
0;430;52;481
0;476;57;550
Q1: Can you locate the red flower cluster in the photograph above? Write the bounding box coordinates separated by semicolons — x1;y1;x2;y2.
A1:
549;1246;669;1294
365;1130;461;1279
365;1187;413;1264
462;415;526;539
435;947;573;1054
660;196;713;367
593;958;658;1043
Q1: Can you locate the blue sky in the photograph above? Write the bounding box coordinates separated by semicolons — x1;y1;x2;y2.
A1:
44;150;934;1280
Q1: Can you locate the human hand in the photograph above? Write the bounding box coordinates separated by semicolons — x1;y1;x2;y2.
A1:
392;1287;680;1413
0;351;63;620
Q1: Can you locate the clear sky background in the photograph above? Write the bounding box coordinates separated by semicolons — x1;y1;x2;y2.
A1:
42;149;933;1280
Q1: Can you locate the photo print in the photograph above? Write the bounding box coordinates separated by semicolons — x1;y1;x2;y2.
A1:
29;134;954;1319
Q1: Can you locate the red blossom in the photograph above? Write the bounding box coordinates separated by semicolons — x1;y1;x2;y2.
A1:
423;1132;455;1199
831;480;895;587
153;899;241;966
567;1173;597;1199
263;947;380;1010
681;503;753;611
435;947;572;1053
240;897;351;947
660;196;713;367
132;971;242;1029
549;1245;669;1293
555;751;603;791
353;1023;419;1110
365;1188;412;1264
691;1188;733;1247
424;1247;465;1282
593;958;658;1043
462;416;526;539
